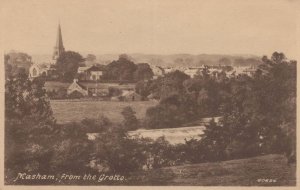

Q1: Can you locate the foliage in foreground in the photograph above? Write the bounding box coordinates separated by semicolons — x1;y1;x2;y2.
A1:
4;52;296;185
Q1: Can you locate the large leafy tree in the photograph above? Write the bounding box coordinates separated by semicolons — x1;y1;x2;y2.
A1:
56;51;85;82
133;63;154;81
4;51;32;78
148;70;190;100
144;69;232;129
145;93;199;129
102;54;137;82
85;54;97;62
199;52;296;161
5;74;58;182
121;106;140;131
255;52;296;156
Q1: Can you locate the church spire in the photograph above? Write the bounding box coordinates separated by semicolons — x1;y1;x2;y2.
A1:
53;23;65;60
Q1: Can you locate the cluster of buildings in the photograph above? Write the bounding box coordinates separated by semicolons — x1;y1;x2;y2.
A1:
162;65;257;79
65;79;142;101
29;24;257;100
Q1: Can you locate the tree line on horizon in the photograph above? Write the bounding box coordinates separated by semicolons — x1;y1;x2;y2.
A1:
5;51;154;83
4;51;262;82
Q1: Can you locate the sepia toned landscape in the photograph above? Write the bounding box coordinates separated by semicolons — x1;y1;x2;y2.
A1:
2;0;298;187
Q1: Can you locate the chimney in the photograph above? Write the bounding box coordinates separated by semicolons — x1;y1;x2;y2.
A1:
73;78;78;83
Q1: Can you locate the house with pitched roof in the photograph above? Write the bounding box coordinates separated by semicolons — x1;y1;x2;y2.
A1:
67;79;89;96
29;63;56;78
150;65;165;79
119;90;142;101
77;65;104;81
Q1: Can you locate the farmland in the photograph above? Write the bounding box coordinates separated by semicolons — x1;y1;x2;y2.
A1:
50;100;157;124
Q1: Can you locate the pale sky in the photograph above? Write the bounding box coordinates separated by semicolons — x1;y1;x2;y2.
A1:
1;0;299;59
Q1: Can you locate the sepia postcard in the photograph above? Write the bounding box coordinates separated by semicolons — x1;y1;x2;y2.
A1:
0;0;299;189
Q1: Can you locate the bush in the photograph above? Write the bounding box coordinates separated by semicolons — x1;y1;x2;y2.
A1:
108;87;122;97
121;106;139;131
68;90;84;99
56;87;68;99
47;88;68;99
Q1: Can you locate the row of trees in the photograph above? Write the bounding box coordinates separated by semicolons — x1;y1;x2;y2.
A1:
56;52;154;82
135;68;230;129
56;51;85;81
4;51;154;83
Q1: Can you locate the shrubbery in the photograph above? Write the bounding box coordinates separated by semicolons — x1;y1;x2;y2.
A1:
5;52;296;185
141;52;296;164
180;52;297;163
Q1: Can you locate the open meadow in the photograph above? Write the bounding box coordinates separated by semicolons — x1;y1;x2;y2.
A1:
50;100;157;124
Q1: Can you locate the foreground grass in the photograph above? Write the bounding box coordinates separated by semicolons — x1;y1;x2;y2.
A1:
127;154;296;186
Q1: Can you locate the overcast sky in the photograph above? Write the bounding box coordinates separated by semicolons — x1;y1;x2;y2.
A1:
1;0;299;59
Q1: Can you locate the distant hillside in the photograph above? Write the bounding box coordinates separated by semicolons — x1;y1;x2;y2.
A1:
96;53;262;67
31;53;262;67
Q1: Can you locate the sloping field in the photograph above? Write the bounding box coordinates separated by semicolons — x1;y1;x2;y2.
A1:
50;100;157;123
127;154;296;186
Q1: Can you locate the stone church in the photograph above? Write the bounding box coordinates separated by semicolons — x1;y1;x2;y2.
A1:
29;24;65;78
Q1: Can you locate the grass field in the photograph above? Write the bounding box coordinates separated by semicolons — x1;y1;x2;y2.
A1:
50;100;157;124
127;154;296;186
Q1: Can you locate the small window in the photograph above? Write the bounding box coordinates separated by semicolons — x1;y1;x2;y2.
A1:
32;68;37;76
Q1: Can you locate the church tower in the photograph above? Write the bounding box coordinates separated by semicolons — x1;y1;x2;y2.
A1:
52;23;65;60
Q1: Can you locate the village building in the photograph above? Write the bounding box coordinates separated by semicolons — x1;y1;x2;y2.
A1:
29;63;56;78
77;65;104;81
150;65;165;79
147;93;159;101
66;79;138;98
77;66;90;73
119;90;142;101
67;79;89;96
29;24;64;78
163;67;177;74
86;83;109;97
225;66;257;78
176;66;187;72
67;79;109;97
184;68;200;78
242;66;257;75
